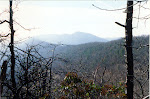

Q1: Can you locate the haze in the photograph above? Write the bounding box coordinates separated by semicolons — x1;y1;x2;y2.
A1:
0;1;149;41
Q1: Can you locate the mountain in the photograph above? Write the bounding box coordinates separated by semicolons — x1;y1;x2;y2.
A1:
17;37;50;49
1;35;147;98
56;35;149;71
35;32;108;45
16;35;149;71
19;35;149;67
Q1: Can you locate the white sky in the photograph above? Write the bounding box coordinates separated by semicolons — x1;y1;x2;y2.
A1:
0;1;149;40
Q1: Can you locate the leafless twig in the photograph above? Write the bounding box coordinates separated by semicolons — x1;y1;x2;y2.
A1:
0;20;10;24
92;2;138;12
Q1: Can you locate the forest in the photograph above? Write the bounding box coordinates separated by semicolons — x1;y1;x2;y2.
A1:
0;0;149;99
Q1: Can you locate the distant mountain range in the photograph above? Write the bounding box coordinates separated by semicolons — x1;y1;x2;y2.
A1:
34;32;108;45
2;35;148;72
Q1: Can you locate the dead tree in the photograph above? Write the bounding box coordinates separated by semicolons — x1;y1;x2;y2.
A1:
115;1;134;99
125;1;134;99
0;0;16;97
9;0;17;97
0;61;8;97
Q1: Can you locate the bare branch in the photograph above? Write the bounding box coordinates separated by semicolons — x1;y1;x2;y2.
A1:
132;44;149;50
141;5;150;10
92;2;138;12
0;20;10;24
0;33;11;37
134;76;144;98
136;2;141;28
14;46;40;59
143;95;150;99
14;20;37;31
115;22;126;27
0;9;9;17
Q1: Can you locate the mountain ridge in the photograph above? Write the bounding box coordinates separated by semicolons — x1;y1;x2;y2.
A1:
34;32;108;45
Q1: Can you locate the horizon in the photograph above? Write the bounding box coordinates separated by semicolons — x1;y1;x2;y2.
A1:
0;1;149;41
33;31;149;43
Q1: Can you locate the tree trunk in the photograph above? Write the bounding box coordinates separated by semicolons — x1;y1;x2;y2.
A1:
0;61;8;97
9;0;16;95
125;1;134;99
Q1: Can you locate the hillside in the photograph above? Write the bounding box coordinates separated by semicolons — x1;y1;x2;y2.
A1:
17;35;149;72
21;35;149;72
0;35;148;98
56;35;149;72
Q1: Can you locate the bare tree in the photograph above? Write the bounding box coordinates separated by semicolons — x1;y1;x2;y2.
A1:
0;61;8;97
9;1;17;97
0;0;17;98
125;1;134;99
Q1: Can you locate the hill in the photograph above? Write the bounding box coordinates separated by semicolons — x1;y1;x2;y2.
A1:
20;35;149;72
34;32;108;45
15;35;149;73
56;35;149;72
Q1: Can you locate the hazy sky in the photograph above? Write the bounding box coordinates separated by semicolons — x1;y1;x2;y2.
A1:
0;1;149;40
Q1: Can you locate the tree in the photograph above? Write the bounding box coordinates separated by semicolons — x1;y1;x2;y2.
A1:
115;1;134;98
9;1;17;98
125;1;134;99
0;0;17;98
0;61;8;97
